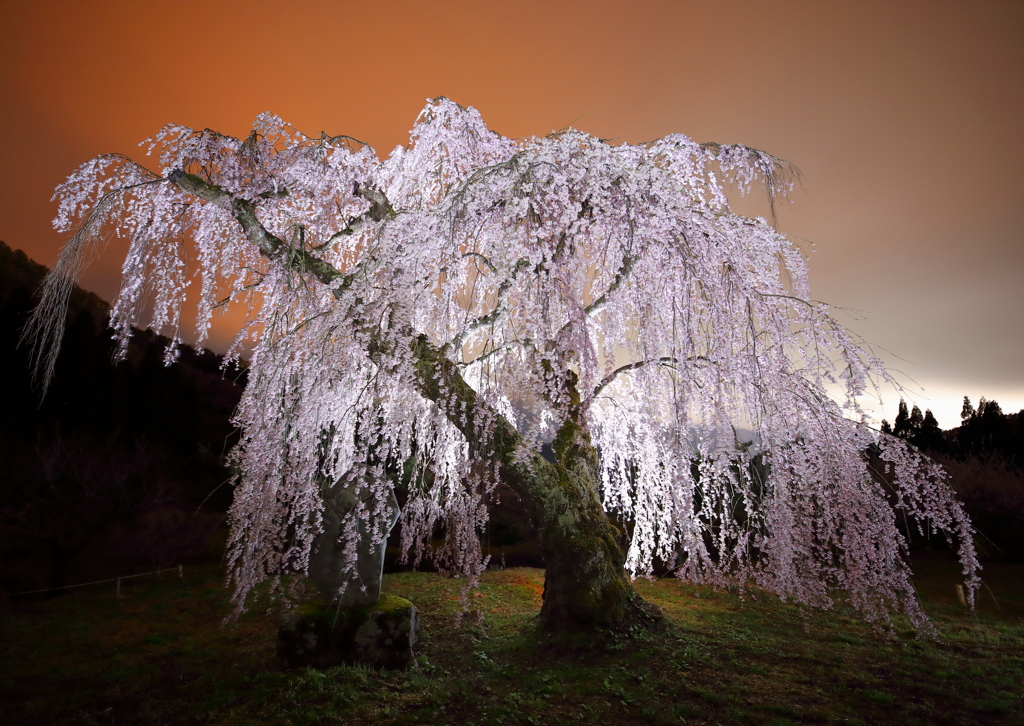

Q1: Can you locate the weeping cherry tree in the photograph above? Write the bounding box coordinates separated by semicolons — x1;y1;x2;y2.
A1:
25;98;979;632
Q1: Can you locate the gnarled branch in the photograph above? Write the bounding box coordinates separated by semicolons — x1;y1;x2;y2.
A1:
442;258;531;358
585;355;708;409
171;169;558;515
168;170;355;296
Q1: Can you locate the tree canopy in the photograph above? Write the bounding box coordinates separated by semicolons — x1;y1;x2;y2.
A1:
26;98;979;631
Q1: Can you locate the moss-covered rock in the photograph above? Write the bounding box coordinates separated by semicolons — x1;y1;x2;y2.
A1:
276;594;418;670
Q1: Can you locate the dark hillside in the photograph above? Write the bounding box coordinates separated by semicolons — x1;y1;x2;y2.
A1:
0;241;244;597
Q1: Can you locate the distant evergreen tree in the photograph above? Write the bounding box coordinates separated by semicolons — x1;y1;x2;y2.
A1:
893;399;911;438
887;399;945;453
910;404;924;430
956;396;1017;464
916;409;946;453
962;396;976;423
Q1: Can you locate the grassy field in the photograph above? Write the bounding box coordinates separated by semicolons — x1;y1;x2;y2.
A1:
1;560;1022;725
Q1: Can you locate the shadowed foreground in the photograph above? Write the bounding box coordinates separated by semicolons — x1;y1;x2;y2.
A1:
1;563;1021;725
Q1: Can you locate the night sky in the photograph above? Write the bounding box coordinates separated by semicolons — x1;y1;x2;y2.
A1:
2;0;1020;428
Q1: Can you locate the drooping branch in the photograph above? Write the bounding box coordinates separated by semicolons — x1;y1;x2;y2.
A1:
585;252;637;318
443;258;531;357
585;356;700;408
317;219;366;252
170;168;558;513
461;251;498;274
168;171;398;298
698;141;802;227
543;251;638;361
314;181;399;251
458;338;535;369
169;170;352;293
21;173;164;392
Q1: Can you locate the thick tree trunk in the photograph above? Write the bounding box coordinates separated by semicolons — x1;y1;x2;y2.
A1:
526;431;658;630
409;336;661;632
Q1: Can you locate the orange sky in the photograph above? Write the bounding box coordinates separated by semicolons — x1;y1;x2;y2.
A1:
2;0;1021;427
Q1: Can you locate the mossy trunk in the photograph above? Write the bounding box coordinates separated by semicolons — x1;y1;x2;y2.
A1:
408;335;659;632
524;408;660;631
527;442;655;630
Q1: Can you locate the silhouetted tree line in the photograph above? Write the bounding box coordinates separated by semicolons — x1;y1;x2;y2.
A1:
881;397;1024;561
0;241;244;595
957;396;1023;464
881;397;1023;465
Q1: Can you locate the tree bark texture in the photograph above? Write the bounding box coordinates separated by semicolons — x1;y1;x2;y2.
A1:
408;336;660;631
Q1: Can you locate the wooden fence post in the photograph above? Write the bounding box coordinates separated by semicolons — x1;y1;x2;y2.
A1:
115;576;121;597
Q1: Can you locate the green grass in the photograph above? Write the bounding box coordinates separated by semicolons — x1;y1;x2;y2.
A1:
1;560;1022;725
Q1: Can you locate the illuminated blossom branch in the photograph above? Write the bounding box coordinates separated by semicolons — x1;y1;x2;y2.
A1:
24;98;979;631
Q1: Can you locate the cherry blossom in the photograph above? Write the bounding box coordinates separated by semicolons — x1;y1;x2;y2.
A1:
25;98;978;630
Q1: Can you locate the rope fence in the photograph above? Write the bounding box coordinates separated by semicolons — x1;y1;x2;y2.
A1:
11;564;216;597
10;567;1023;608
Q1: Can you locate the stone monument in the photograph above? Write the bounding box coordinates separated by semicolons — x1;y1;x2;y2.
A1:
277;476;418;670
